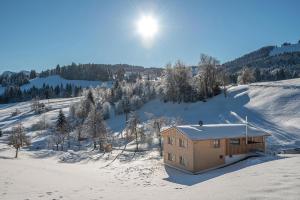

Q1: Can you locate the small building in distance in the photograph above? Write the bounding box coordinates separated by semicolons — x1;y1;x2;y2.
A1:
161;123;270;174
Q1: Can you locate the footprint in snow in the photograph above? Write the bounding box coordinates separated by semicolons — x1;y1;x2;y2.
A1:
175;187;182;189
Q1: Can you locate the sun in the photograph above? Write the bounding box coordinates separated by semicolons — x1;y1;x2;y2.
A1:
136;15;159;41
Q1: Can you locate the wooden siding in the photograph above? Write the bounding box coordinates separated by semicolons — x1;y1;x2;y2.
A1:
225;136;265;155
162;127;194;172
162;127;267;173
193;139;226;172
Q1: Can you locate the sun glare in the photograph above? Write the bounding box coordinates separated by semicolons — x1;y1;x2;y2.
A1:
136;15;159;41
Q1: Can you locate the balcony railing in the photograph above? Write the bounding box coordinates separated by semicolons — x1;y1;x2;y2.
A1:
227;142;265;155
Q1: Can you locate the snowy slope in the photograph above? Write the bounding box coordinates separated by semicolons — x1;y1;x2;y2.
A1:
107;79;300;149
1;78;300;149
269;43;300;56
0;142;299;200
1;78;300;200
21;75;111;91
0;75;112;95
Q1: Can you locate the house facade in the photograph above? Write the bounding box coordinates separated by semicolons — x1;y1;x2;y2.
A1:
161;124;270;174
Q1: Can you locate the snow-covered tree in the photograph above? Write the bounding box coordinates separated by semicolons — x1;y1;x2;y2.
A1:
87;89;95;105
55;109;68;150
153;117;167;156
85;106;107;150
126;111;140;151
198;54;220;98
102;101;111;120
9;122;30;158
237;67;255;84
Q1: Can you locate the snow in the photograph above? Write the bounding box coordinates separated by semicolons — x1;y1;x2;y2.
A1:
1;78;300;199
173;124;268;140
21;75;111;91
105;79;300;149
0;75;112;95
225;154;247;164
0;143;300;200
269;43;300;56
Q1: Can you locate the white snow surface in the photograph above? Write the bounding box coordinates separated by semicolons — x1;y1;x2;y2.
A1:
1;78;300;199
269;43;300;56
174;124;268;140
0;143;299;200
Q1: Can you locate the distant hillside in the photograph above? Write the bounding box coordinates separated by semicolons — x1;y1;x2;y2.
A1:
223;42;300;73
22;75;111;91
38;63;162;81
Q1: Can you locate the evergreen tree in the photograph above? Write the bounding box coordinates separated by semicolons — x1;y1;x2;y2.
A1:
55;109;68;150
29;70;37;79
87;89;95;105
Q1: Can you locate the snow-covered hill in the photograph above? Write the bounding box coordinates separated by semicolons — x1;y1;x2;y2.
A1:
107;78;300;149
1;78;300;149
1;78;300;200
0;75;112;95
269;43;300;56
21;75;111;91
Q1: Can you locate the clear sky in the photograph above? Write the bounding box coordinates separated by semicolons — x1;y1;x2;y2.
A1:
1;0;300;73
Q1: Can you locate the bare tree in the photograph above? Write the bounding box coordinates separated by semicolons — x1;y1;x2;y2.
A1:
126;111;140;151
237;67;255;84
122;96;131;124
198;54;220;98
218;67;230;98
85;106;107;150
9;123;30;158
153;117;166;156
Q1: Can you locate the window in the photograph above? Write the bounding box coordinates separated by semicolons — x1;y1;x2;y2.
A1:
168;137;175;145
167;153;175;162
230;138;240;145
213;139;220;148
219;155;223;159
179;156;186;166
179;138;187;148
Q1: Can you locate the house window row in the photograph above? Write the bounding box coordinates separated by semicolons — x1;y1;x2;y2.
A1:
213;139;220;148
229;138;240;145
167;136;187;148
167;153;187;166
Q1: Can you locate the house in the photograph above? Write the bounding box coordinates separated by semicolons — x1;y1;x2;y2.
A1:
161;124;270;174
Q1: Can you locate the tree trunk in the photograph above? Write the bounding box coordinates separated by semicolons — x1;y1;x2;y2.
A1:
67;133;71;149
135;128;138;151
15;147;19;158
159;136;163;157
93;141;97;150
99;139;104;152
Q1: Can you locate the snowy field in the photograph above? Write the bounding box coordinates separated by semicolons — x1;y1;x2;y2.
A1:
1;78;300;199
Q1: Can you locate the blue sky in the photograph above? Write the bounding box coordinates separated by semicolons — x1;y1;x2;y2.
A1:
1;0;300;73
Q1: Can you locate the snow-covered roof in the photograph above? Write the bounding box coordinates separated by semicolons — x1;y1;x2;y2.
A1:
169;124;269;141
